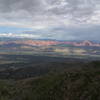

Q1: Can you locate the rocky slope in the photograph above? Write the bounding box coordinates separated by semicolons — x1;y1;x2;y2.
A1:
0;40;100;47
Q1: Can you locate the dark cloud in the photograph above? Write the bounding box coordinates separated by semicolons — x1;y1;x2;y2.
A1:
46;0;96;21
0;0;99;22
0;0;43;12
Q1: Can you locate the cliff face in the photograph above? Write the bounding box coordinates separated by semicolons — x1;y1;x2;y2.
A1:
0;40;60;46
73;40;100;47
0;40;100;47
61;40;100;47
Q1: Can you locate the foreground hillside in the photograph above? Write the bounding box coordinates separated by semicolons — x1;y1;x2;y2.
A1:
0;61;100;100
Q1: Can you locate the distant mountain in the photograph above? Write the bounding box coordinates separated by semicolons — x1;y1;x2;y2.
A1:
73;40;100;47
0;40;100;47
0;39;100;58
0;40;60;46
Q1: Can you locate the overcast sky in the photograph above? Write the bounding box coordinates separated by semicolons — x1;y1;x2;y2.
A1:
0;0;100;40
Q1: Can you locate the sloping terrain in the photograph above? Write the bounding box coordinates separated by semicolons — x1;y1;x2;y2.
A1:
0;61;100;100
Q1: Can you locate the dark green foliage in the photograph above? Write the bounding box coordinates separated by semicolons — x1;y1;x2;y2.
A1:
0;61;100;100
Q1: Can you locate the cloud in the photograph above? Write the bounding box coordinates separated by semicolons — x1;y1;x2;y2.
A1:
0;33;41;38
0;25;100;41
0;0;100;40
21;25;100;40
0;0;100;28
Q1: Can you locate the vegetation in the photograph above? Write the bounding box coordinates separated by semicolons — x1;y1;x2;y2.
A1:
0;60;100;100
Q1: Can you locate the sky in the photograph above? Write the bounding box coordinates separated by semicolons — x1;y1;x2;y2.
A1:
0;0;100;40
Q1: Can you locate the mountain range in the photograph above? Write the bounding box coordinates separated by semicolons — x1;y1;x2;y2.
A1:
0;39;100;58
0;39;100;47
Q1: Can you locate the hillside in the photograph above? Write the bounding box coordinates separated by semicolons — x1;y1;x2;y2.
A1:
0;61;100;100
